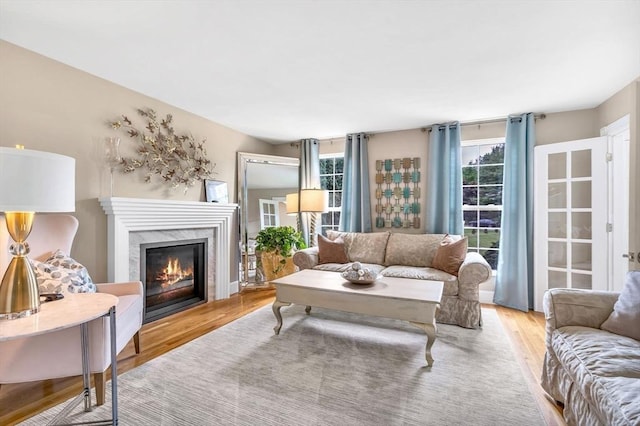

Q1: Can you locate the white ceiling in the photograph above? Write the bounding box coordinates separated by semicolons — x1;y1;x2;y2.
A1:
1;0;639;143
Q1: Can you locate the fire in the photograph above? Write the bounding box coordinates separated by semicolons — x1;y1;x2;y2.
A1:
156;257;194;286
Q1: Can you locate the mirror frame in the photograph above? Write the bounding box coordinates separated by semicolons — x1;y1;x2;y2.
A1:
237;152;300;288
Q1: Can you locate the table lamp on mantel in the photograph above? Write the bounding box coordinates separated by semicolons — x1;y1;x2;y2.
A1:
0;146;75;320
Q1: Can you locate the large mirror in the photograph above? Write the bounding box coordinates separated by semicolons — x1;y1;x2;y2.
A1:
237;152;299;287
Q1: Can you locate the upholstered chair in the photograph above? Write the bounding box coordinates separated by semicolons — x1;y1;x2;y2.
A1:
0;214;144;405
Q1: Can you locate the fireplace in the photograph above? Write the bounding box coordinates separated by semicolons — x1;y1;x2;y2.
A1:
140;238;207;323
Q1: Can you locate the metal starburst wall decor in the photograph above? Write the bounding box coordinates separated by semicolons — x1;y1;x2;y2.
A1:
109;108;215;192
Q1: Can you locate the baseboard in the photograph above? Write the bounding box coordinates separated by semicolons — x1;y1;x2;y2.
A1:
479;290;495;305
229;280;239;296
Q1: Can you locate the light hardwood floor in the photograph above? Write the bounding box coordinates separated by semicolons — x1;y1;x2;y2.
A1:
0;289;565;425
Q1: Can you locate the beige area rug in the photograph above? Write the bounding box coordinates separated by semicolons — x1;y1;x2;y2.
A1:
22;305;545;425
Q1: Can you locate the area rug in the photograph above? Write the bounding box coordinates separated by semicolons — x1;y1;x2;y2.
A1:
22;305;544;425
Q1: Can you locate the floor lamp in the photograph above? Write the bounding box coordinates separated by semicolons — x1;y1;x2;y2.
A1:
0;147;75;319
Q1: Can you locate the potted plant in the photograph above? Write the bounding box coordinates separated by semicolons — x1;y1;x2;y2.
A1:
255;226;306;281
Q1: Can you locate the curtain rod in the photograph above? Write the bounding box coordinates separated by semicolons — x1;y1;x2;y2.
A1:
421;113;546;132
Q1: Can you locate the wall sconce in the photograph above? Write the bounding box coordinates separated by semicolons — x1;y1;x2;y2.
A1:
0;147;75;319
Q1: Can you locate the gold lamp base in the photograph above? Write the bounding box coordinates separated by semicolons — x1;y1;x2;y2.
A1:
0;212;40;320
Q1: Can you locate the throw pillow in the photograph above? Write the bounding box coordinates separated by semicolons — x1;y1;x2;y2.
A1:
601;271;640;341
318;234;349;264
431;234;468;276
32;250;96;295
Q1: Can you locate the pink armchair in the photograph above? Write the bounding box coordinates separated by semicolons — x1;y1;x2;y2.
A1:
0;214;144;405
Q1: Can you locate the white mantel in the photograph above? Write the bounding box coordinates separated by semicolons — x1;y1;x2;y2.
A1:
99;197;238;300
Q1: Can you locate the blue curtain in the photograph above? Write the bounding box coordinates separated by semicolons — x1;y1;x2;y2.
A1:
339;133;372;232
299;139;320;246
426;122;463;234
494;113;535;311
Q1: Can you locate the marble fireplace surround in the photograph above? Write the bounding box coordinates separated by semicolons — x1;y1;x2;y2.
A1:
99;197;238;300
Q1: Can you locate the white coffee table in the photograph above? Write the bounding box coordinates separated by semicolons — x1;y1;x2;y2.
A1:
271;269;444;366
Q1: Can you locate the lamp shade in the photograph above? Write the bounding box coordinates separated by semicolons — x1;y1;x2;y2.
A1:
299;189;328;213
0;147;75;212
285;193;299;214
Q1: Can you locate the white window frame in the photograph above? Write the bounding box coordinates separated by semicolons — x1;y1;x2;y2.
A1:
461;137;505;270
319;153;343;234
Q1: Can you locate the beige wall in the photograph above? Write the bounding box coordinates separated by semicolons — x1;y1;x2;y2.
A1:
596;78;640;268
0;41;276;282
3;39;637;284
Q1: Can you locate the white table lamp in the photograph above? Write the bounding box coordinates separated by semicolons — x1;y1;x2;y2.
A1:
0;147;75;319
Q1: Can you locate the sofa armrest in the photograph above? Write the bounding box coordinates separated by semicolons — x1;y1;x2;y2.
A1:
96;281;144;297
293;247;319;270
543;288;618;330
456;252;491;301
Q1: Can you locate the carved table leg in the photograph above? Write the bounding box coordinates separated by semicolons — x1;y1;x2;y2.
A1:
272;300;291;335
410;321;438;367
305;305;312;315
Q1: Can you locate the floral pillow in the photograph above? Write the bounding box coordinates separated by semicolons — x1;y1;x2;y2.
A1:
31;250;96;295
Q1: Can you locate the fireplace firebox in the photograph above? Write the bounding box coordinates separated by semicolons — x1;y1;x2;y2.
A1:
140;239;207;323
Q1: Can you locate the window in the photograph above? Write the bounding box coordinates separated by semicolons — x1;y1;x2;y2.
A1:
462;138;504;269
319;154;344;235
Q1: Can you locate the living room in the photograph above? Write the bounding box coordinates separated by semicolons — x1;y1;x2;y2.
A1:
1;1;639;425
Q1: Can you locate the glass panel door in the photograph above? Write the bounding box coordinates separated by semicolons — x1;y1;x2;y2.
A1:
534;137;607;311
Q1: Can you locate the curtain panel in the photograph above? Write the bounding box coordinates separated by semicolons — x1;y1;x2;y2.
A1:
299;139;320;247
426;122;463;235
339;133;372;232
494;113;535;311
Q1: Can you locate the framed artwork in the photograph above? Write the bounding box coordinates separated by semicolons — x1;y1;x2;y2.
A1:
374;157;421;229
204;179;229;203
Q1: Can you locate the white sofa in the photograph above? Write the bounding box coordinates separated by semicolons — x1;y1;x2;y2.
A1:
541;280;640;425
293;231;491;329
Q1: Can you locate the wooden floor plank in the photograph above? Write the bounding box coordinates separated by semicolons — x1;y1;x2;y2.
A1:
0;290;565;425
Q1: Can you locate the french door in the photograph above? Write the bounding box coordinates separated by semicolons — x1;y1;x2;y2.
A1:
534;120;630;311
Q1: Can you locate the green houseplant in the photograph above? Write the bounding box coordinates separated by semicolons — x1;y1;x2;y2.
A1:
254;226;306;281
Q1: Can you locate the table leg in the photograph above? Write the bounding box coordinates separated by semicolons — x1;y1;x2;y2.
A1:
272;300;291;335
109;306;118;426
80;322;92;412
410;321;438;367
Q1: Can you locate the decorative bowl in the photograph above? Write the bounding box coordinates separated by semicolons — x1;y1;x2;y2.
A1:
341;269;381;285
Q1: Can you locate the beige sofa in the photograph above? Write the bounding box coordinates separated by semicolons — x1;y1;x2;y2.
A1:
541;287;640;425
293;231;491;329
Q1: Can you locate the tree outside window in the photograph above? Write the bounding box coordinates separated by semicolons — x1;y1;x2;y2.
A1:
462;139;504;269
319;155;343;235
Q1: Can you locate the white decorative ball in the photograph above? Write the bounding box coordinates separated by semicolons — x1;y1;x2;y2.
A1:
352;262;362;271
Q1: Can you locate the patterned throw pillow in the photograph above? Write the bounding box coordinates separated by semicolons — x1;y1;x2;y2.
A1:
31;250;96;295
431;234;468;276
318;234;349;264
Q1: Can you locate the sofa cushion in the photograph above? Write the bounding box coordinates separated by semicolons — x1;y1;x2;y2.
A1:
317;235;349;264
384;233;444;267
327;231;390;265
381;265;458;296
431;235;468;276
552;326;640;425
601;271;640;341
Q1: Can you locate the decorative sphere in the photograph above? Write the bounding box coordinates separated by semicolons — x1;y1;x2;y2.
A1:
352;262;362;271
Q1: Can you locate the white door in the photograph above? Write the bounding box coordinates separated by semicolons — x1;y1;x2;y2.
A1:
534;137;608;311
602;115;631;291
534;123;631;310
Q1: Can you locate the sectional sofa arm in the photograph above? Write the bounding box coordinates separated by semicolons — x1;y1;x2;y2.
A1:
458;252;492;286
292;247;319;270
543;288;619;332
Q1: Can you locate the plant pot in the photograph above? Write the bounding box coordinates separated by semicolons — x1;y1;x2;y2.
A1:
257;251;296;282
